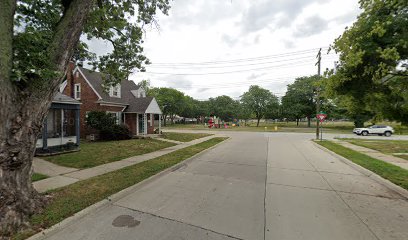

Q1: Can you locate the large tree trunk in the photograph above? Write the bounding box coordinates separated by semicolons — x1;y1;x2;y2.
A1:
0;0;94;235
256;117;261;127
307;116;311;127
0;98;52;235
163;114;167;126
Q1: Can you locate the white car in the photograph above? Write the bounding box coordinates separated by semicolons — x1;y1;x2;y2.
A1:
353;125;394;137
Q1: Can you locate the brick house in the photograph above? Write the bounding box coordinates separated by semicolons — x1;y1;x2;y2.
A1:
61;63;162;138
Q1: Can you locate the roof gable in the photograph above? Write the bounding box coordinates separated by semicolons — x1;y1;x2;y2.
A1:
145;98;162;114
77;67;141;105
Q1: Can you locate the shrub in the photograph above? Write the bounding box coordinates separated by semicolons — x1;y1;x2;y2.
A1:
100;124;131;140
86;111;131;140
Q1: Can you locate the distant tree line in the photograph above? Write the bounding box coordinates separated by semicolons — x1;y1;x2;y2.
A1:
142;75;349;127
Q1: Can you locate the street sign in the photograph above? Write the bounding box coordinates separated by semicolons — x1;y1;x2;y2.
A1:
316;113;327;122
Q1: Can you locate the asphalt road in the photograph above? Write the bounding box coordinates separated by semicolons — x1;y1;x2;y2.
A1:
41;132;408;240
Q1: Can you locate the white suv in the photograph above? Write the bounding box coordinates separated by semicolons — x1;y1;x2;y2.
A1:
353;125;394;137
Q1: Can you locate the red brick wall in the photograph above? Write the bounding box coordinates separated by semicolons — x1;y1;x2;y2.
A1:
64;63;126;137
147;114;155;134
124;113;137;135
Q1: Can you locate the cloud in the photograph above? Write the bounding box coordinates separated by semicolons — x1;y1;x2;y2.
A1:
165;0;245;30
283;40;295;49
247;73;267;80
239;0;320;34
222;34;239;47
293;15;328;38
157;75;193;89
331;9;360;24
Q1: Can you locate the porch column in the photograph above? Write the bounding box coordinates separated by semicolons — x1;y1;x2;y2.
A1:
144;113;147;135
158;114;161;134
75;109;80;146
136;113;139;135
42;116;48;150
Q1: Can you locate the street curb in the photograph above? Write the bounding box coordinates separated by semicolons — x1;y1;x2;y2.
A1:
312;141;408;200
27;136;230;240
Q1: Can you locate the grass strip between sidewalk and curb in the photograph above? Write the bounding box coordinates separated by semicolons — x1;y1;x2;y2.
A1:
315;140;408;191
339;138;408;161
14;137;228;240
162;132;212;142
32;173;49;182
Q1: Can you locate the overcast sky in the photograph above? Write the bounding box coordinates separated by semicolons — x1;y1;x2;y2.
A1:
89;0;361;100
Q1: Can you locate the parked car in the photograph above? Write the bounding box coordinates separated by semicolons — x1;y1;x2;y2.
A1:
353;125;394;136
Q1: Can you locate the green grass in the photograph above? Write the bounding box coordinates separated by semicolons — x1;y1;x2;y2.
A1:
32;173;48;182
316;140;408;190
162;132;212;142
164;121;408;134
341;139;408;161
398;155;408;161
13;137;228;240
43;138;176;169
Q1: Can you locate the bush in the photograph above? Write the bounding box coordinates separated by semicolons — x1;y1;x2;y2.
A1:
86;111;131;140
100;124;131;140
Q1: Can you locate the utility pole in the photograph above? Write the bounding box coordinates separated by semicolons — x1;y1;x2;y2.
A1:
315;48;321;140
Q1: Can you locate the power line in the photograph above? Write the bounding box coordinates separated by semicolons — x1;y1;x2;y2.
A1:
150;47;330;66
147;54;337;69
140;59;331;76
166;77;299;89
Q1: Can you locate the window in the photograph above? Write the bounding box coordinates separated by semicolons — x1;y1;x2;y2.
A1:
109;84;121;98
74;83;81;100
107;112;121;125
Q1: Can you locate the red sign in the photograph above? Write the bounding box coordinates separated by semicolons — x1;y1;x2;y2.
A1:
317;114;327;122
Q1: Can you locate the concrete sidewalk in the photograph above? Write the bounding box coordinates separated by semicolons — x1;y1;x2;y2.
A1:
334;140;408;170
33;135;220;193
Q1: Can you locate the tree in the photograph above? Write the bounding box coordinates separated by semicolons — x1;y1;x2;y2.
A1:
281;76;319;127
138;79;151;94
193;100;210;123
241;85;279;127
179;95;195;121
0;0;170;235
149;87;186;125
208;95;240;122
327;0;408;127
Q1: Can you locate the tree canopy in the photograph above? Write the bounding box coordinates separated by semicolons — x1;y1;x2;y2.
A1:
281;76;319;126
241;85;279;127
149;87;186;125
326;0;408;126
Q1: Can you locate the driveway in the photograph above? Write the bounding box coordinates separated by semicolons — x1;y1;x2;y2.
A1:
40;132;408;240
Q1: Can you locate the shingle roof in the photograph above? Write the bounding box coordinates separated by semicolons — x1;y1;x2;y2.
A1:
53;92;80;104
125;96;155;113
78;67;158;113
79;67;141;105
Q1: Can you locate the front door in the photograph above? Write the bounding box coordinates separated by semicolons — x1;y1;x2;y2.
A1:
138;114;144;135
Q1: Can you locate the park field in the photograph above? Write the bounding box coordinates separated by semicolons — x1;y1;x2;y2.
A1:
163;121;408;135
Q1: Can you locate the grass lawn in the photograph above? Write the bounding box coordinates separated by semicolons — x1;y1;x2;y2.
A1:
32;173;48;182
13;137;228;240
341;139;408;161
162;132;212;142
43;138;176;169
164;121;408;134
315;140;408;190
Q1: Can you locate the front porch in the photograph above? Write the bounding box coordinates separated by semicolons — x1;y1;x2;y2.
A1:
36;93;81;155
124;113;162;136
